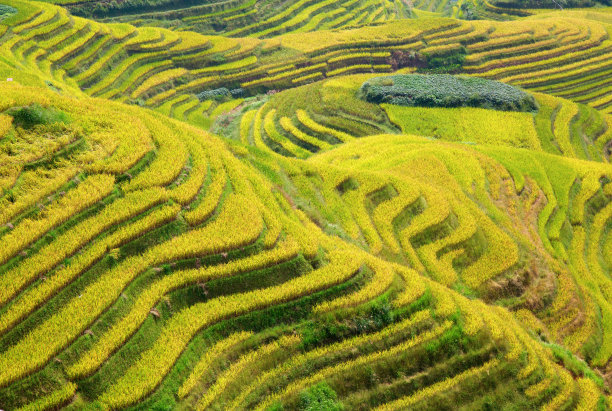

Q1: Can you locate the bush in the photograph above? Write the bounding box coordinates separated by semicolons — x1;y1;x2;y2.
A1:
360;74;538;112
423;50;466;73
230;88;245;97
299;382;343;411
548;343;605;388
0;4;16;21
196;87;230;101
8;104;70;129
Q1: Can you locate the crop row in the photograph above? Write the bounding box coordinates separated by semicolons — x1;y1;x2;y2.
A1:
0;174;115;267
296;109;354;143
255;320;453;410
167;128;209;205
0;166;78;227
4;0;612;119
196;334;301;409
0;192;264;387
508;49;612;88
18;382;77;411
183;148;227;226
1;7;610;410
279;116;332;152
88;58;171;98
67;237;301;379
7;1;610;121
262;109;311;158
315;257;395;312
374;359;500;410
123;115;189;191
372;182;421;255
0;202;181;336
233;309;434;408
98;248;361;407
586;201;612;365
465;26;581;66
260;115;520;290
0;187;167;307
177;331;253;399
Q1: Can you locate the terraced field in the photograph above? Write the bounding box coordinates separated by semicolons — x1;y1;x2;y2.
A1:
1;79;609;410
0;0;611;409
1;0;612;128
65;0;412;35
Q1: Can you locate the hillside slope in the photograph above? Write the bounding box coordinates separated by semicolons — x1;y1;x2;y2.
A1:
1;0;611;128
0;0;611;410
0;80;609;410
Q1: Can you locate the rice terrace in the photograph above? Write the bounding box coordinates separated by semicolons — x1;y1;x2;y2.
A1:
0;0;611;406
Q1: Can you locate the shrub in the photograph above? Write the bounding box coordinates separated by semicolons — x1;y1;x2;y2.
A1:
360;74;538;112
0;4;16;21
196;87;230;101
423;50;467;73
8;104;70;129
299;381;343;411
230;88;245;97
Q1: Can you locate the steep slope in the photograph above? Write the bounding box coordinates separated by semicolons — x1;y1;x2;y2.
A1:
234;75;612;375
0;79;609;409
1;0;612;132
236;74;612;159
0;0;611;409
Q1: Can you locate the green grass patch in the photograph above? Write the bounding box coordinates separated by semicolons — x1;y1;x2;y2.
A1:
7;103;70;129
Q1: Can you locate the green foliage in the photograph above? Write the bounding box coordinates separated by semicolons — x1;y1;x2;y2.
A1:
422;51;466;73
425;315;472;358
269;401;284;411
360;74;538;112
547;343;605;388
354;300;395;331
299;381;343;411
460;3;479;20
300;300;396;350
196;87;231;102
8;104;70;129
70;0;205;18
0;4;16;21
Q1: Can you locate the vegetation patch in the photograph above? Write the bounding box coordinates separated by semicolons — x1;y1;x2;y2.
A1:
1;1;612;409
421;51;467;74
0;4;16;21
382;105;541;148
7;104;70;129
360;74;538;112
298;381;343;411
